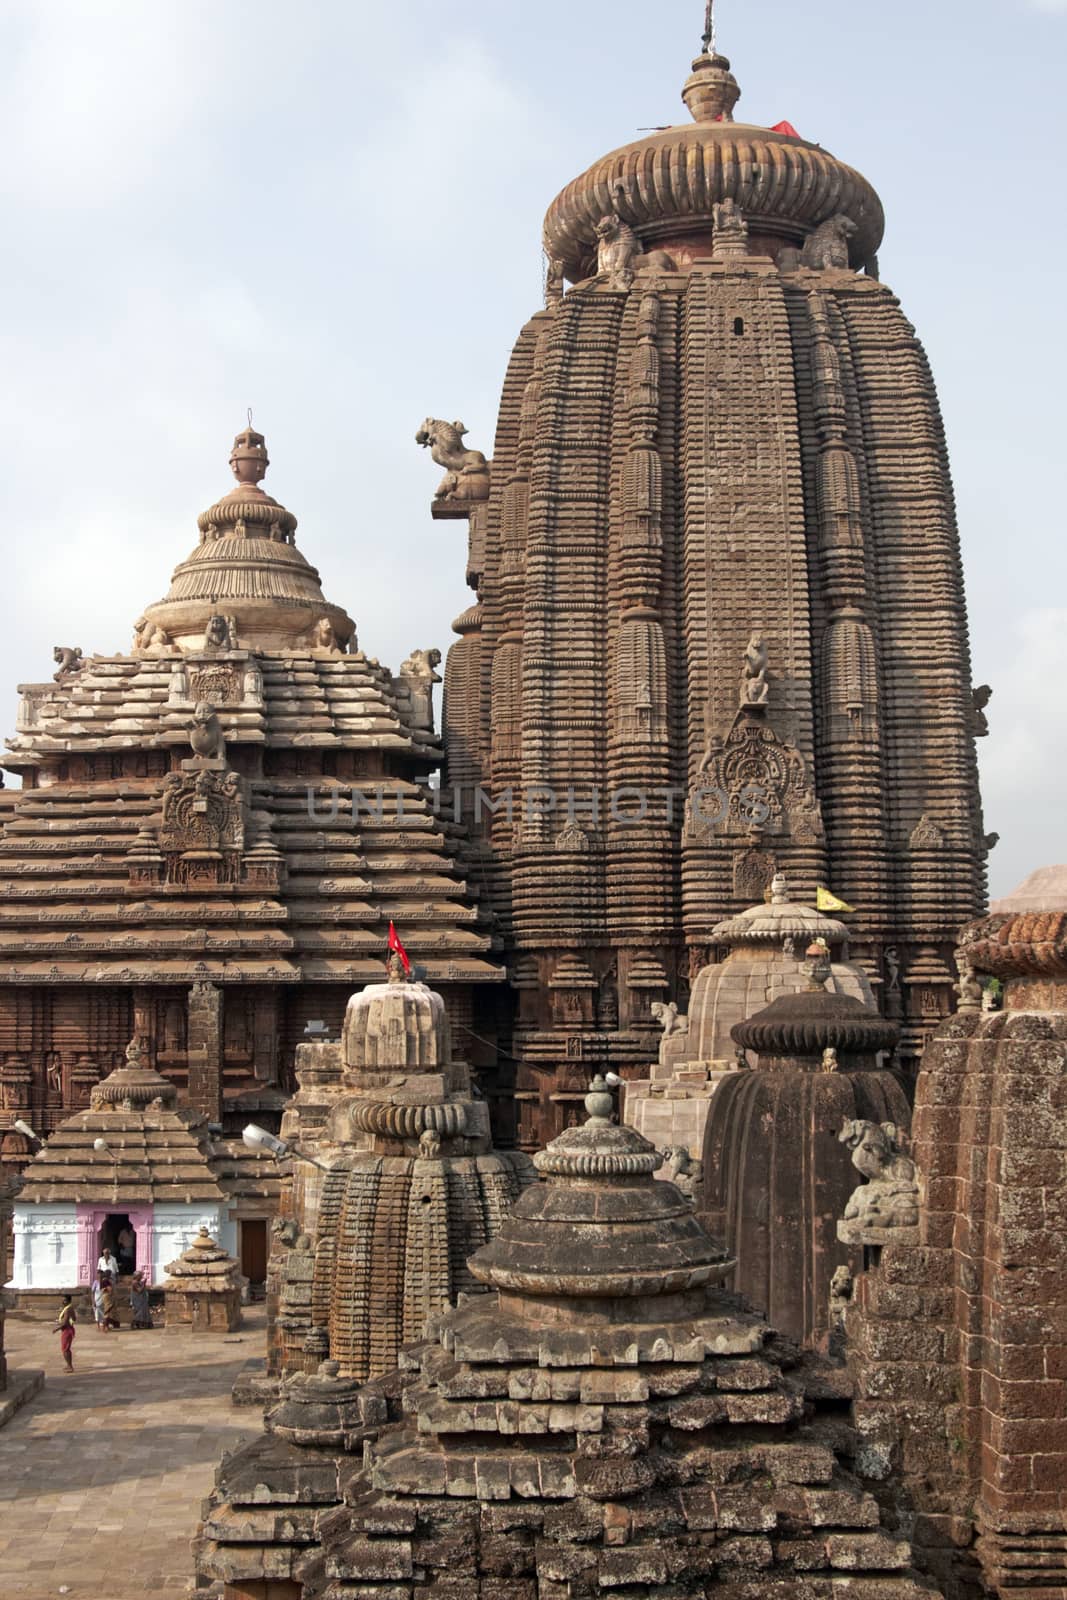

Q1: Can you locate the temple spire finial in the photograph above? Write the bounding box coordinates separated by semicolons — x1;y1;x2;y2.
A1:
702;0;716;55
228;420;269;489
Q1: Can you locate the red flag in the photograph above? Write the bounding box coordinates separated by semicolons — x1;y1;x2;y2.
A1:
771;119;801;138
388;921;411;976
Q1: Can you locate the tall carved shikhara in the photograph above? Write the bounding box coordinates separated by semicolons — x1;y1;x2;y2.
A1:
436;46;987;1148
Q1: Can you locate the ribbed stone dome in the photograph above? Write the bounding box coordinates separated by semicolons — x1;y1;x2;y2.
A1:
711;872;849;947
340;956;451;1073
469;1077;732;1305
142;426;356;651
542;51;884;279
732;986;900;1063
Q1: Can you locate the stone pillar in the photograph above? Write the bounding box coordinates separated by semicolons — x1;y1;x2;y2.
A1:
187;981;223;1120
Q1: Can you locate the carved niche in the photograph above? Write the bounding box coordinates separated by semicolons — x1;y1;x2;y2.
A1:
159;769;246;885
687;712;823;843
733;847;776;902
190;664;241;705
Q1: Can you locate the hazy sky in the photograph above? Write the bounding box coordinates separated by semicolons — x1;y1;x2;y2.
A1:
1;0;1063;899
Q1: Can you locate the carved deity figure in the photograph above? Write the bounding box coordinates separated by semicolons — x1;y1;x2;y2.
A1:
189;702;226;762
741;633;770;707
711;196;748;257
203;614;235;651
884;946;901;995
650;1000;688;1038
954;954;983;1013
838;1119;920;1233
399;648;443;731
415;419;490;503
545;256;566;307
418;1128;442;1160
242;660;263;703
52;646;84;682
801;214;857;271
821;1046;839;1074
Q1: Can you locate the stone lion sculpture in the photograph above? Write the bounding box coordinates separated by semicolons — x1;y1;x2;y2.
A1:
662;1146;703;1200
189;701;226;762
838;1119;920;1235
801;214;857;271
52;646;84;682
415;419;490;503
650;1000;688;1038
595;204;676;291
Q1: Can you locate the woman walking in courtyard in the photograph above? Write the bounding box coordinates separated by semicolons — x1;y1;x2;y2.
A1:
53;1294;76;1372
99;1274;117;1332
129;1272;150;1330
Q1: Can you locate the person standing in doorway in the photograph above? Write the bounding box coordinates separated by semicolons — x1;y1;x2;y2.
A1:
97;1245;119;1280
117;1224;135;1275
53;1295;76;1371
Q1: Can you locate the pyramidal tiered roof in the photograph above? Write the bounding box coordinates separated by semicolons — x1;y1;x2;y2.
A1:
0;428;502;990
198;1079;941;1596
16;1041;225;1207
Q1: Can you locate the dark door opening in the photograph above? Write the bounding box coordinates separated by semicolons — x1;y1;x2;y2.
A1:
99;1213;136;1275
240;1218;268;1286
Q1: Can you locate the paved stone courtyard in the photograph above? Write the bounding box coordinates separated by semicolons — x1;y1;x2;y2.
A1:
0;1303;266;1599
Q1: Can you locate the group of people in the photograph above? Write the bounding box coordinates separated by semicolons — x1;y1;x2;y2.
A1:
51;1239;153;1370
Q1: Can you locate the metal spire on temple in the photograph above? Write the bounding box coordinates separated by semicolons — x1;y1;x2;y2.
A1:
702;0;716;54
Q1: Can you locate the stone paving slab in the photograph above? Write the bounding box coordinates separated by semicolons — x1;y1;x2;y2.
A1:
0;1303;265;1598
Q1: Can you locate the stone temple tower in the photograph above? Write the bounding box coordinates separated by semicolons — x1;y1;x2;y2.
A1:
435;33;988;1147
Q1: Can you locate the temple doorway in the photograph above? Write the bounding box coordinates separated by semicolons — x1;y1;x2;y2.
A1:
239;1219;267;1286
99;1213;137;1275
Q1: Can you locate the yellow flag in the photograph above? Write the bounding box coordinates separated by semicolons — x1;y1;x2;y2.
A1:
817;886;855;913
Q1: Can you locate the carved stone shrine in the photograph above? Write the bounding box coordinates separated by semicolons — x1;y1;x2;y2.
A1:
0;428;506;1234
197;1077;944;1599
433;37;988;1151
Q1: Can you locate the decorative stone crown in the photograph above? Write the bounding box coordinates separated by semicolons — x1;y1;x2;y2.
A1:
542;50;884;278
468;1077;732;1306
732;988;899;1064
711;872;849;948
89;1037;178;1110
140;426;356;652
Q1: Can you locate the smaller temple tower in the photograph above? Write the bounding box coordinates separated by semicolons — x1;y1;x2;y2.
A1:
268;957;534;1383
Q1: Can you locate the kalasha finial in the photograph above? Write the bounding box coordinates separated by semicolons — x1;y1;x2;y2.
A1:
806;938;833;991
584;1073;617;1122
228;421;269;488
